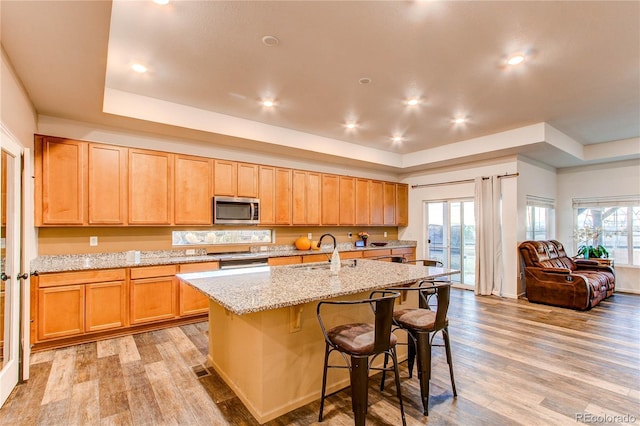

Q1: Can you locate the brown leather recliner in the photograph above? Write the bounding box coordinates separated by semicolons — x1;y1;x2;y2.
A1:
518;240;615;310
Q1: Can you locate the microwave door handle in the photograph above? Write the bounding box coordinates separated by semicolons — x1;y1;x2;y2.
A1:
250;202;256;220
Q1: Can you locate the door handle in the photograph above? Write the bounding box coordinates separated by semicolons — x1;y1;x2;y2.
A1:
1;273;9;281
17;273;29;280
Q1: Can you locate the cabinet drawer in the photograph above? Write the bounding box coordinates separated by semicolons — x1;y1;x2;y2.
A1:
363;249;391;258
268;256;302;266
340;251;363;260
39;269;126;288
302;254;329;263
178;262;219;273
130;265;178;279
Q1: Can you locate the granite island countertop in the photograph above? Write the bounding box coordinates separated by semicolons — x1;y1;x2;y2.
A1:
176;259;457;315
30;241;416;274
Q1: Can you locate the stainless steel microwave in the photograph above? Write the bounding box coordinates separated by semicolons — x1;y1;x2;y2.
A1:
213;196;260;225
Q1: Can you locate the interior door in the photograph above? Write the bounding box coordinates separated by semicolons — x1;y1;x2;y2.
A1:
0;131;24;407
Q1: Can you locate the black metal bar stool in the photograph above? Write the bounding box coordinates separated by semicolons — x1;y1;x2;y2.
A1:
316;290;406;426
382;280;457;415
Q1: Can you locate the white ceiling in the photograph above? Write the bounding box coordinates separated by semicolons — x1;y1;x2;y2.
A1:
1;1;639;172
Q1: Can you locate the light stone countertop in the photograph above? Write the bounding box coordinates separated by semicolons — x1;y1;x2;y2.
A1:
30;241;416;274
176;259;458;315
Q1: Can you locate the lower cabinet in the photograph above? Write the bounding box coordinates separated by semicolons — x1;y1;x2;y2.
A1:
178;261;219;316
36;269;127;341
130;265;177;325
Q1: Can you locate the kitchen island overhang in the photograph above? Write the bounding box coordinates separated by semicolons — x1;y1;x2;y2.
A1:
177;260;459;424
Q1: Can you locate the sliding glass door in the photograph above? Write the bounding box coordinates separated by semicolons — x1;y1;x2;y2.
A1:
425;200;475;288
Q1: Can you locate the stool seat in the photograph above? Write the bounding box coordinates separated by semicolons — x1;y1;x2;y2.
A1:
327;323;398;355
393;309;449;331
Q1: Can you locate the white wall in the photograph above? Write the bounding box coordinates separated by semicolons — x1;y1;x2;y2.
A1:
557;159;640;293
400;156;520;298
1;49;37;148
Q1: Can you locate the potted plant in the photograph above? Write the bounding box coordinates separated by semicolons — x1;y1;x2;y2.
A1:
574;226;609;259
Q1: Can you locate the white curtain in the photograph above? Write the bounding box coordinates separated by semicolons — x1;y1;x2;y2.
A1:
474;176;503;296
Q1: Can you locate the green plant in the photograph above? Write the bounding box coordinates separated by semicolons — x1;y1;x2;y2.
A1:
577;244;609;259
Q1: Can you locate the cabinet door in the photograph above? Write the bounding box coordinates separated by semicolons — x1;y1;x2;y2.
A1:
237;162;259;198
363;249;391;259
129;149;174;225
174;154;213;225
85;280;127;332
258;166;275;224
321;174;339;225
275;168;292;225
306;172;321;225
268;256;302;266
355;179;370;225
370;181;384;225
383;182;397;225
37;136;86;225
214;159;237;196
396;184;409;226
292;170;306;225
130;277;177;324
38;285;84;340
89;143;128;225
178;262;218;316
392;247;415;262
339;176;355;225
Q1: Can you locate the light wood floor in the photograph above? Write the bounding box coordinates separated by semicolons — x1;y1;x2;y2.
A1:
1;289;638;425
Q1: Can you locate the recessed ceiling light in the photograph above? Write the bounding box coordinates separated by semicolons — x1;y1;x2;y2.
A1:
406;98;420;106
131;63;148;73
359;77;372;85
262;99;275;107
452;116;467;124
392;135;404;143
153;0;169;4
345;122;358;130
262;35;280;46
507;54;525;66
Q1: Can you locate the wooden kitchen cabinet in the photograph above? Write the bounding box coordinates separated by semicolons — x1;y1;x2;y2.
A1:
130;265;177;325
383;182;397;225
35;268;127;341
38;285;85;340
392;247;415;262
292;170;321;225
355;178;370;225
214;160;258;197
178;262;219;316
129;149;174;225
396;184;409;226
339;176;356;225
362;248;391;259
35;136;87;225
275;168;292;225
174;154;213;225
259;166;292;225
85;280;127;332
268;256;302;266
369;180;384;225
321;174;339;225
88;143;128;225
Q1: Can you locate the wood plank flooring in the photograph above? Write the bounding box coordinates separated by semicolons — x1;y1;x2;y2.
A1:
1;289;638;425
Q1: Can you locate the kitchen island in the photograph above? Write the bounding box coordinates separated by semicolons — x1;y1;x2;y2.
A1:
177;259;458;424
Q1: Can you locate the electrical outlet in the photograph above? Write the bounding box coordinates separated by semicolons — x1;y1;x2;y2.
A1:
307;233;313;240
383;231;387;238
348;232;353;239
89;236;98;246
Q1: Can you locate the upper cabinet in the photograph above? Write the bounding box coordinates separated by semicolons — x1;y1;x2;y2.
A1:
214;160;259;198
174;154;213;225
292;170;321;225
129;149;174;225
35;136;86;225
88;143;128;225
34;135;408;227
396;184;409;226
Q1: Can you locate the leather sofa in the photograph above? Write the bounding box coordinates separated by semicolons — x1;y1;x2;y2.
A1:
518;240;615;310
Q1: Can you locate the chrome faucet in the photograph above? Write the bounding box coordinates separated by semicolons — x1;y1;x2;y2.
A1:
317;233;337;262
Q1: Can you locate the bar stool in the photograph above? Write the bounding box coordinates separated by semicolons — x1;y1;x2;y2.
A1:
382;280;457;415
405;259;443;267
317;290;406;426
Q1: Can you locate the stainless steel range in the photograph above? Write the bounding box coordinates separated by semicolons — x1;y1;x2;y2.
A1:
211;252;270;269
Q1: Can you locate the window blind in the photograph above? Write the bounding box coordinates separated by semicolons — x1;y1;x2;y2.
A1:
572;196;640;208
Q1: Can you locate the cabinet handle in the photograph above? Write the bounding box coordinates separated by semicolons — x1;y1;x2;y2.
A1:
1;273;9;281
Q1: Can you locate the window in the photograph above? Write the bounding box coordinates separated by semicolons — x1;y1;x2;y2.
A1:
172;229;273;246
425;200;475;287
573;197;640;266
526;196;555;240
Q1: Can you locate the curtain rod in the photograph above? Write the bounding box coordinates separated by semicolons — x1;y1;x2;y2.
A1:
411;172;519;189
